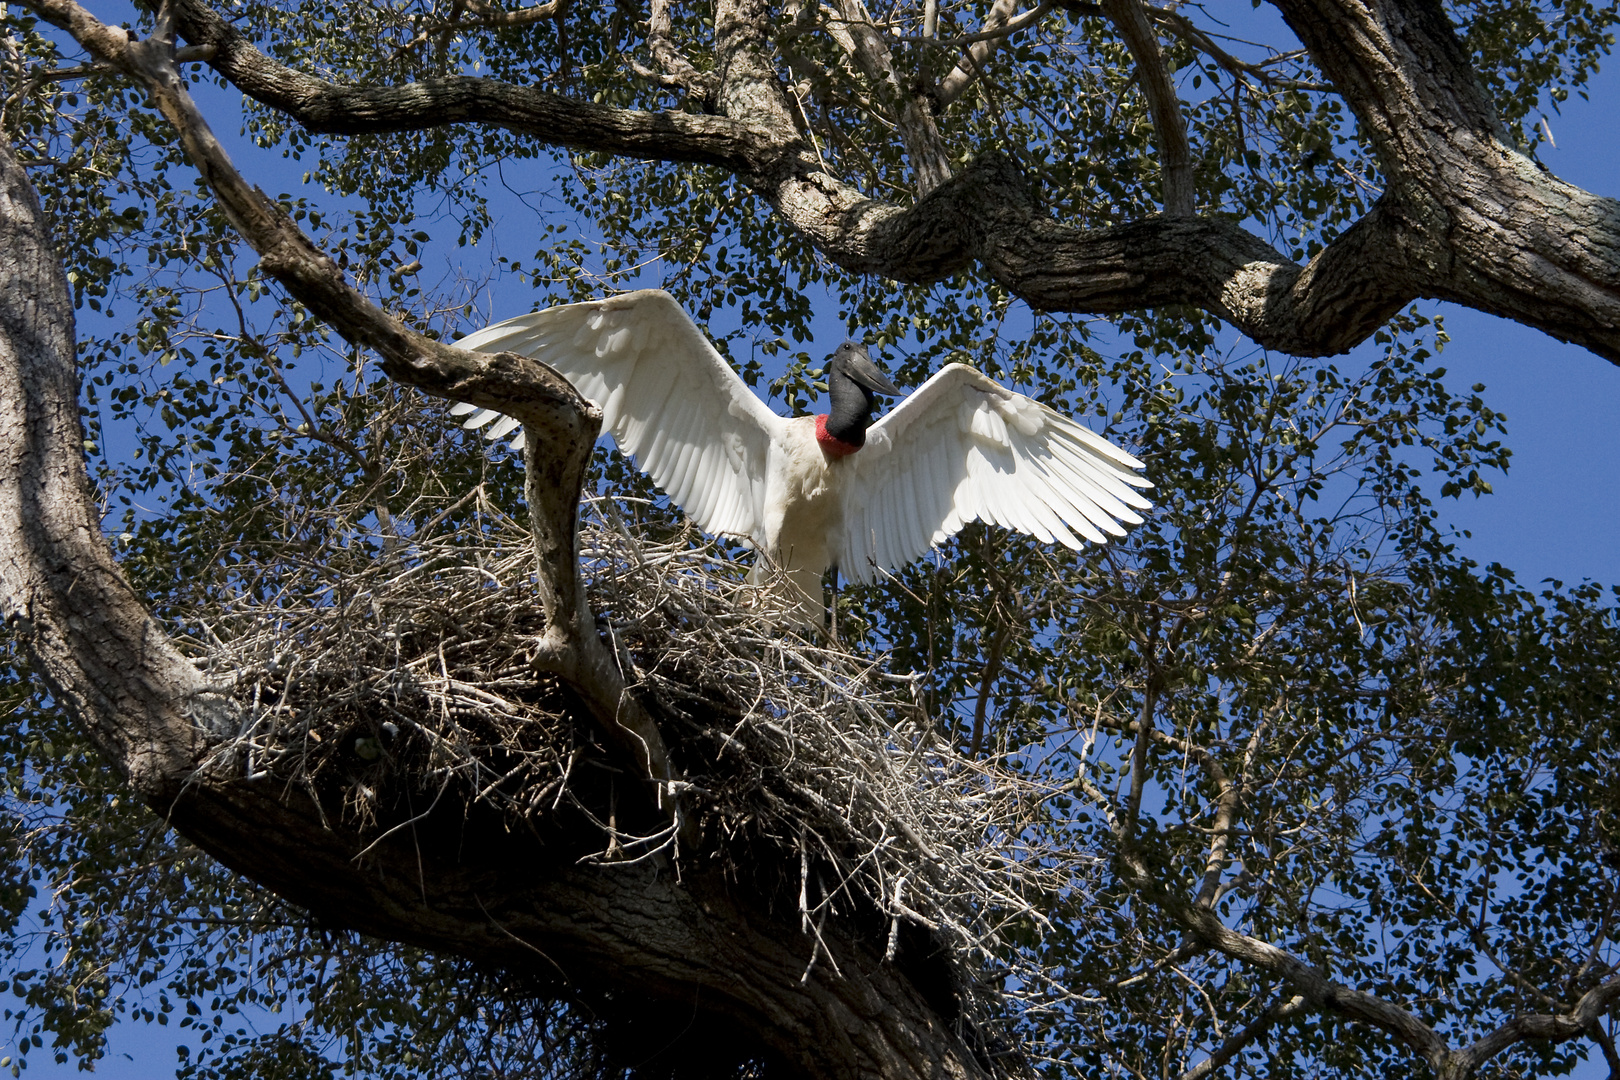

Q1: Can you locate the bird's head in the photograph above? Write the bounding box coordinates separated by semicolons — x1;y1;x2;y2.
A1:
826;341;902;399
821;342;903;450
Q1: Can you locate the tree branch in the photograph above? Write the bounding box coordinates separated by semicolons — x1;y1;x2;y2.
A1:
1120;848;1620;1078
1151;12;1328;93
1453;975;1620;1075
0;127;215;801
934;0;1023;107
1100;0;1194;215
1169;899;1454;1072
25;0;685;809
163;0;768;168
1267;0;1620;359
161;0;1620;364
459;0;569;28
644;0;718;101
1180;994;1307;1080
828;0;953;192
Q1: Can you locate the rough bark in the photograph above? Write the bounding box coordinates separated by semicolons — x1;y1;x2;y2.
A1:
0;126;991;1080
155;0;1620;363
1269;0;1620;358
0;113;214;801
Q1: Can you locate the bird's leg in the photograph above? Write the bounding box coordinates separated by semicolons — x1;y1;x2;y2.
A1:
826;567;839;643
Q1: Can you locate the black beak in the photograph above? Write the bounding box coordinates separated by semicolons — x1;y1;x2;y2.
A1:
841;345;903;397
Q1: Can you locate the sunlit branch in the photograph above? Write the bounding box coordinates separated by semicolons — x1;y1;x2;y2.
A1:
887;0;1048;49
1100;0;1193;215
457;0;569;27
22;0;687;820
128;0;1620;365
934;0;1021;107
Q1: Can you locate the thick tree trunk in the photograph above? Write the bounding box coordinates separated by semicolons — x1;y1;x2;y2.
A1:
0;135;992;1080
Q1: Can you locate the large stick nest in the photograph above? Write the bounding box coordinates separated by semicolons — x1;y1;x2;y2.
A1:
181;489;1083;1040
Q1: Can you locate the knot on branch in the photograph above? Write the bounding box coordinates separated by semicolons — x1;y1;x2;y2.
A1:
863;151;1038;284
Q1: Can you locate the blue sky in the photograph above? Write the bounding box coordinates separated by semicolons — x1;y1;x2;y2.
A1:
8;6;1620;1078
1419;94;1620;587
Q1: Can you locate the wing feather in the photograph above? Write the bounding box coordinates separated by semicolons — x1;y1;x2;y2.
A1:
638;385;689;487
450;291;784;542
690;442;726;525
836;364;1151;582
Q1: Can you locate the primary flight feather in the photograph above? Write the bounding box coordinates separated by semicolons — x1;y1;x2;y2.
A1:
451;290;1151;621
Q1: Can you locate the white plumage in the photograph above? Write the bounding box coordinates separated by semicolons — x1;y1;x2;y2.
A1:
451;290;1151;622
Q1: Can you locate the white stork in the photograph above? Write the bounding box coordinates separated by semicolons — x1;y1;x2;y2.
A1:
450;290;1151;624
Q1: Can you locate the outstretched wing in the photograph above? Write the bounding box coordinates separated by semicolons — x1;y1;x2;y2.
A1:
835;364;1152;583
451;290;786;541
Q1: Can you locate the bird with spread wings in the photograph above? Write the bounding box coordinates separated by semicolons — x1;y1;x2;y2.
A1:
452;290;1151;625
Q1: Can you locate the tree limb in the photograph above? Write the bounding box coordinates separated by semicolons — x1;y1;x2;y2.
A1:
154;0;1620;363
645;0;718;101
1180;994;1307;1080
25;0;685;810
934;0;1023;107
1453;975;1620;1075
0;118;215;801
1100;0;1194;215
828;0;953;192
459;0;570;28
163;0;772;169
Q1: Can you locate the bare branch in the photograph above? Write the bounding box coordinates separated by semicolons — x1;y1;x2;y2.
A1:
1191;748;1239;909
1181;994;1308;1080
934;0;1022;107
1101;0;1193;216
1119;671;1155;848
1153;11;1329;93
889;1;1048;50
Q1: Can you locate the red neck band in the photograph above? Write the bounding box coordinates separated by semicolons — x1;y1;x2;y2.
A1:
814;414;862;459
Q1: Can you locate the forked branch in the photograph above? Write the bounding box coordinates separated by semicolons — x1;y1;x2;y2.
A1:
144;0;1620;362
934;0;1023;107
